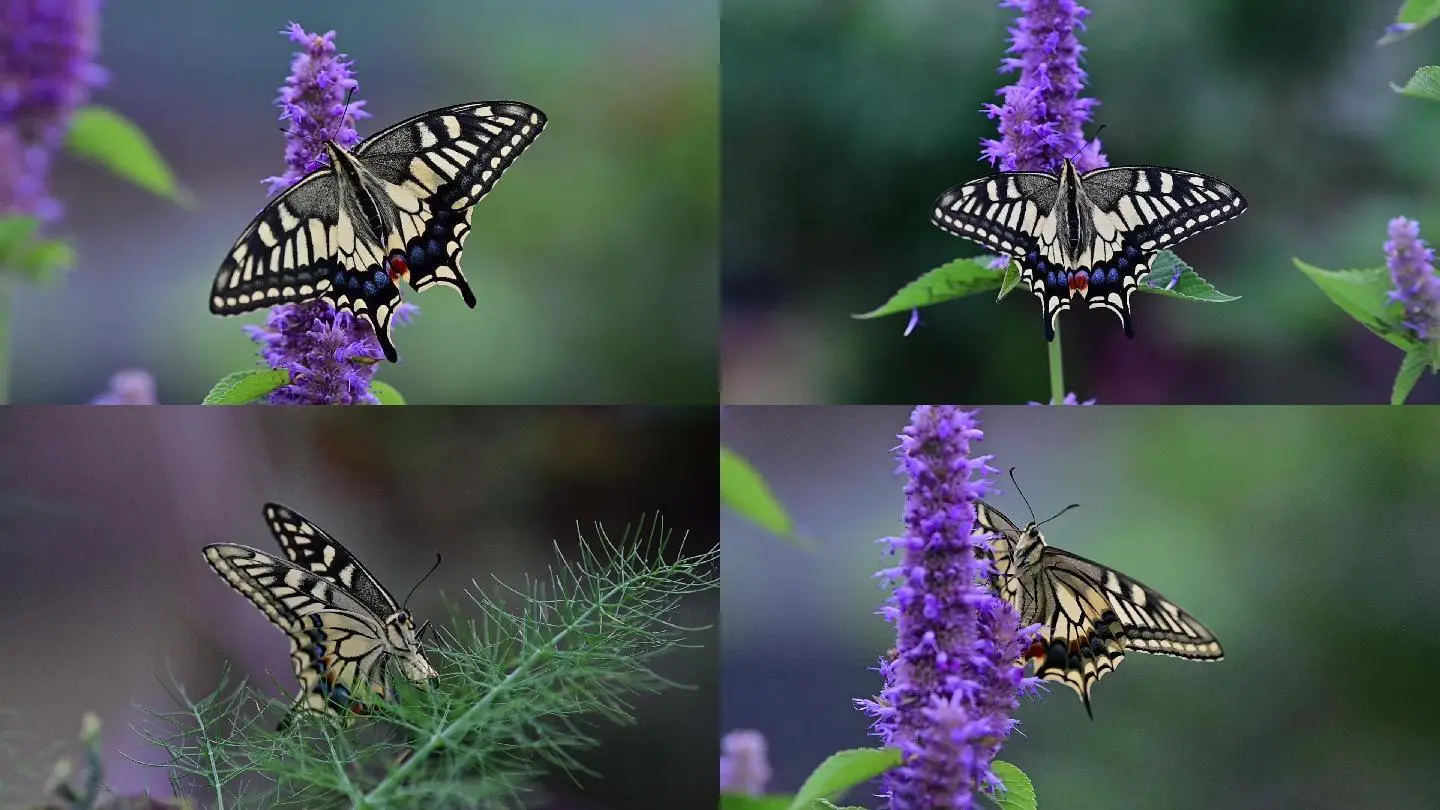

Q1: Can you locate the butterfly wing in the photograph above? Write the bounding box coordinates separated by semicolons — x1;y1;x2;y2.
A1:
1032;546;1223;717
352;101;546;307
262;503;401;620
1070;165;1247;336
202;543;400;726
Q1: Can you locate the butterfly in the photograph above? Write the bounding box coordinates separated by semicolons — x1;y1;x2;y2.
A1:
931;158;1247;339
210;101;547;362
202;503;439;728
974;499;1223;718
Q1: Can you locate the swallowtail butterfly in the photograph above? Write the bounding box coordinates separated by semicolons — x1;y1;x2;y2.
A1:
211;102;547;361
931;159;1247;339
975;500;1223;717
202;503;438;728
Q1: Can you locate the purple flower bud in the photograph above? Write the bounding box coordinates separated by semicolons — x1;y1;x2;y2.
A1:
91;369;157;404
856;406;1037;810
0;0;107;222
980;0;1107;174
1026;392;1097;405
1384;217;1440;343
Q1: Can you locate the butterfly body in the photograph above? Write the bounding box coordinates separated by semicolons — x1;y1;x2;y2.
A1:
974;499;1223;717
202;503;437;728
932;158;1246;339
211;101;546;361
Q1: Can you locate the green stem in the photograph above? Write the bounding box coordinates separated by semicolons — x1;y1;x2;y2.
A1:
0;279;12;405
1046;321;1064;405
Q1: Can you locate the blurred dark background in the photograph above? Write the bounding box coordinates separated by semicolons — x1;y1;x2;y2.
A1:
722;405;1440;809
22;0;717;404
0;406;718;809
720;0;1440;404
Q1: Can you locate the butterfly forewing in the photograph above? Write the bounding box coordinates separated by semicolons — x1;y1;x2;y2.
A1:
202;506;437;728
974;499;1222;717
210;101;546;362
932;160;1246;340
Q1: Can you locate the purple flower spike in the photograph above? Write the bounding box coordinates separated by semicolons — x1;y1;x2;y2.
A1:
1384;217;1440;343
719;729;772;796
247;24;415;401
980;0;1106;174
856;406;1036;810
263;22;368;196
0;0;107;223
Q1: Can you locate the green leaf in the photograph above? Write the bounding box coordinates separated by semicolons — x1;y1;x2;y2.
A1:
0;217;39;262
720;796;793;810
370;380;407;405
720;446;814;550
1139;251;1240;302
984;761;1038;810
1392;349;1433;404
65;105;191;205
996;258;1022;301
1392;65;1440;101
787;748;903;810
1292;258;1419;352
1379;0;1440;44
853;257;1003;319
202;369;290;405
0;216;76;283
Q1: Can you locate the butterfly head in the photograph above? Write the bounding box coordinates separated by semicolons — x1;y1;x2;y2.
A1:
384;609;440;682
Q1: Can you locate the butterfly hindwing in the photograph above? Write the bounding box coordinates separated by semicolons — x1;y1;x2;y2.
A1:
974;499;1222;717
932;160;1246;340
210;101;546;362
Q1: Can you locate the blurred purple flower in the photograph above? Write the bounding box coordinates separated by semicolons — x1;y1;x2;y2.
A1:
251;23;413;402
719;729;772;796
1026;392;1096;405
856;406;1036;810
1384;217;1440;343
980;0;1106;174
90;368;156;404
0;0;107;223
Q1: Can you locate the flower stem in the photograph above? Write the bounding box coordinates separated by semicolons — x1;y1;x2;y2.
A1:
1047;322;1064;405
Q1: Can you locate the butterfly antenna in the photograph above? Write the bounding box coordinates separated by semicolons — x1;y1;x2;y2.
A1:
403;552;442;610
1068;125;1107;164
1007;467;1039;524
1037;502;1081;529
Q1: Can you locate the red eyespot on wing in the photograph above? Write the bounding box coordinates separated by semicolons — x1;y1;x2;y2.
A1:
1025;640;1046;662
1067;270;1089;295
386;254;410;281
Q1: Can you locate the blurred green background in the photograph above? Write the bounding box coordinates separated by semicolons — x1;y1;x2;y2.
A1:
722;405;1440;809
720;0;1440;404
0;406;718;808
21;0;716;404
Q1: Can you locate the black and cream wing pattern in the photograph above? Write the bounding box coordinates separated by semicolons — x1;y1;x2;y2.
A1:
211;101;547;361
202;503;438;728
974;500;1223;717
931;159;1246;340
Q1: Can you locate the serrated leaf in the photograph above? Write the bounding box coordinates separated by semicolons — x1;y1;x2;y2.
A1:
1380;0;1440;43
985;761;1038;810
369;380;406;405
997;258;1022;301
853;257;1003;319
1292;258;1420;352
1392;65;1440;100
721;446;814;549
1139;251;1239;302
1392;348;1433;404
787;748;902;810
202;369;290;405
65;105;191;205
